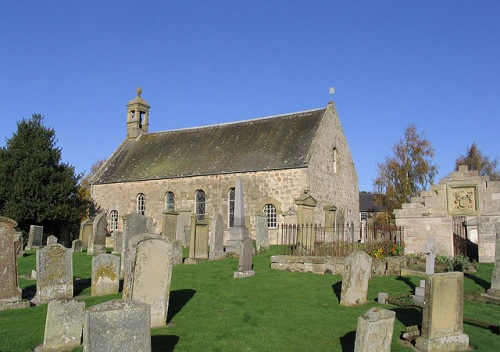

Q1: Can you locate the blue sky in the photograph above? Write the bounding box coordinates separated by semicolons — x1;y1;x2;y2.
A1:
1;1;499;191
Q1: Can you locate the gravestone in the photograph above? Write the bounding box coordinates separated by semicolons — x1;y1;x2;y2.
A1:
340;251;372;306
34;243;73;304
186;215;209;263
72;239;83;253
209;213;225;261
14;232;24;258
425;237;438;275
0;217;29;311
46;235;58;245
234;237;255;278
79;219;93;251
171;239;183;265
255;213;269;253
121;213;155;274
83;299;151;352
226;178;249;255
42;299;85;352
415;272;469;351
485;228;500;298
112;230;123;254
161;211;178;241
92;254;120;296
87;213;107;255
354;307;395;352
26;225;43;250
122;233;173;327
377;292;388;305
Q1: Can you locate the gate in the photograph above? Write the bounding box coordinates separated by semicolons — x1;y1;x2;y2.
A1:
452;216;467;256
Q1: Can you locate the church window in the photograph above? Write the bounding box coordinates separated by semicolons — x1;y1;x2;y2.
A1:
360;212;368;222
109;210;119;231
263;204;277;228
165;191;175;211
196;190;206;220
136;193;146;215
228;187;235;227
332;147;338;173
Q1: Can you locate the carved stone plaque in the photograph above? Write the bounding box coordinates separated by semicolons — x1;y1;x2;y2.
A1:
447;186;478;215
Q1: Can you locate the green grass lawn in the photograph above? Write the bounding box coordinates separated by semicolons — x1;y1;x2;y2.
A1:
1;247;498;352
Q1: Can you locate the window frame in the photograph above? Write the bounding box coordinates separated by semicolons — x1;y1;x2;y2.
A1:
165;191;175;211
263;204;277;228
195;190;206;220
136;193;146;215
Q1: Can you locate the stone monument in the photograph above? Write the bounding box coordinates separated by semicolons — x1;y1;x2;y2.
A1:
26;225;43;250
87;212;107;255
226;178;249;255
91;254;120;296
340;251;372;306
255;213;269;253
42;299;85;352
354;307;395;352
485;228;500;299
209;213;225;261
234;237;255;278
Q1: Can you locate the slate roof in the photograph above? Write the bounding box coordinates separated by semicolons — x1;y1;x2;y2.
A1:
359;193;385;212
93;108;326;184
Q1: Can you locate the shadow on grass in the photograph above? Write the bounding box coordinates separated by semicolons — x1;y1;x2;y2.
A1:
152;335;180;352
464;272;490;291
396;276;417;292
339;330;355;352
73;277;91;296
391;307;422;328
331;282;342;303
167;289;197;323
22;284;36;300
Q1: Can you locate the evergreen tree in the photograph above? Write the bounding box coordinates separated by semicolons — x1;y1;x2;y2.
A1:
455;142;500;180
0;114;87;235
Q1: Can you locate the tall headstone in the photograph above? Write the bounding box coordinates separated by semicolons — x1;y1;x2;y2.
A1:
161;211;178;241
122;233;173;327
486;228;500;298
79;219;93;251
121;213;155;274
340;251;372;306
91;254;120;296
415;272;469;351
83;299;151;352
354;307;395;352
227;178;249;255
112;230;123;254
26;225;44;250
14;231;24;258
87;213;107;255
425;237;438;275
186;215;209;263
255;213;269;253
209;213;225;261
42;299;85;352
234;236;255;278
34;244;73;304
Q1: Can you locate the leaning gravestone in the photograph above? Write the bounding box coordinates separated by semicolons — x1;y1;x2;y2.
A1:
42;299;85;352
79;219;93;251
121;213;155;274
354;307;395;352
34;244;73;304
340;251;372;306
87;213;107;255
485;228;500;299
415;272;469;351
91;254;120;297
72;239;83;253
209;213;225;261
122;233;173;327
234;236;255;278
83;299;151;352
255;213;269;253
26;225;44;250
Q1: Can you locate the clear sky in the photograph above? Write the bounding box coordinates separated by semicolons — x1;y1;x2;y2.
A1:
1;1;499;192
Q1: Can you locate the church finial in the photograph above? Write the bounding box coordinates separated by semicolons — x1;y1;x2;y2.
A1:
136;87;142;97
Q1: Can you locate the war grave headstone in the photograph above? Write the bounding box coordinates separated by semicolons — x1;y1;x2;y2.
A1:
112;230;123;254
415;272;469;352
255;213;269;253
91;254;120;297
34;243;73;304
413;237;439;304
354;307;395;352
185;215;209;264
46;235;58;245
87;213;107;256
226;178;249;255
0;217;30;311
26;225;44;250
122;233;173;327
209;213;225;261
42;299;85;352
485;228;500;299
79;219;93;251
234;236;255;278
340;251;372;306
83;299;151;352
72;239;83;253
121;213;155;275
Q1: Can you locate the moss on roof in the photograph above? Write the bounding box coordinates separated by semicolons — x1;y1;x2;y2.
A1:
93;108;326;184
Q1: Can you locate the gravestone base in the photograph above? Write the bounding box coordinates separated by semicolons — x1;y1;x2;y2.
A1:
0;300;30;312
415;333;469;352
482;289;500;300
233;270;255;279
184;258;206;265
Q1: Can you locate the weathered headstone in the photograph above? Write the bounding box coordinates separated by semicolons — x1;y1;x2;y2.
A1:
26;225;44;250
255;213;269;253
378;292;388;305
34;243;73;304
0;217;29;311
412;280;426;304
87;213;107;255
485;228;500;298
46;235;58;245
79;219;93;251
234;237;255;278
14;232;24;258
72;239;83;253
161;211;178;241
354;307;395;352
122;233;173;327
171;239;183;265
226;178;249;255
340;251;372;306
112;230;123;254
83;299;151;352
209;213;225;261
42;299;85;352
92;254;120;296
121;213;155;274
425;237;438;275
185;215;209;263
415;272;469;351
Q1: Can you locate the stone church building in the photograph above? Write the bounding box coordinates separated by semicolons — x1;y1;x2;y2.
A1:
91;89;359;244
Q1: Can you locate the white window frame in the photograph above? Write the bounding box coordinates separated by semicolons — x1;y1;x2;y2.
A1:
263;204;277;228
136;193;146;215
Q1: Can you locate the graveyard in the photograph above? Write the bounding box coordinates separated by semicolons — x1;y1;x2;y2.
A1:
0;244;498;352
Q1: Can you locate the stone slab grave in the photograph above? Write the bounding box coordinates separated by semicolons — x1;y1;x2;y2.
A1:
26;225;44;250
484;227;500;299
209;213;225;261
255;213;269;253
122;233;173;327
234;236;255;278
83;299;151;352
34;243;73;304
0;216;30;311
340;251;372;306
415;272;469;352
79;219;93;251
91;254;120;297
87;212;107;256
41;299;85;352
354;307;395;352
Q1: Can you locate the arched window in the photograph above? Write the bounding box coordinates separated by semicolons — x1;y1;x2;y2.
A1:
136;193;146;215
195;190;206;220
263;204;277;228
228;187;235;227
165;191;175;211
109;210;119;231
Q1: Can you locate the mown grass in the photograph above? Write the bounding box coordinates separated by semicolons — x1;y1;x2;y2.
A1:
1;247;498;352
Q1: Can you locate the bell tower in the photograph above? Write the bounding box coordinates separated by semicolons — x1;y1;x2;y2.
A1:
127;87;150;139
